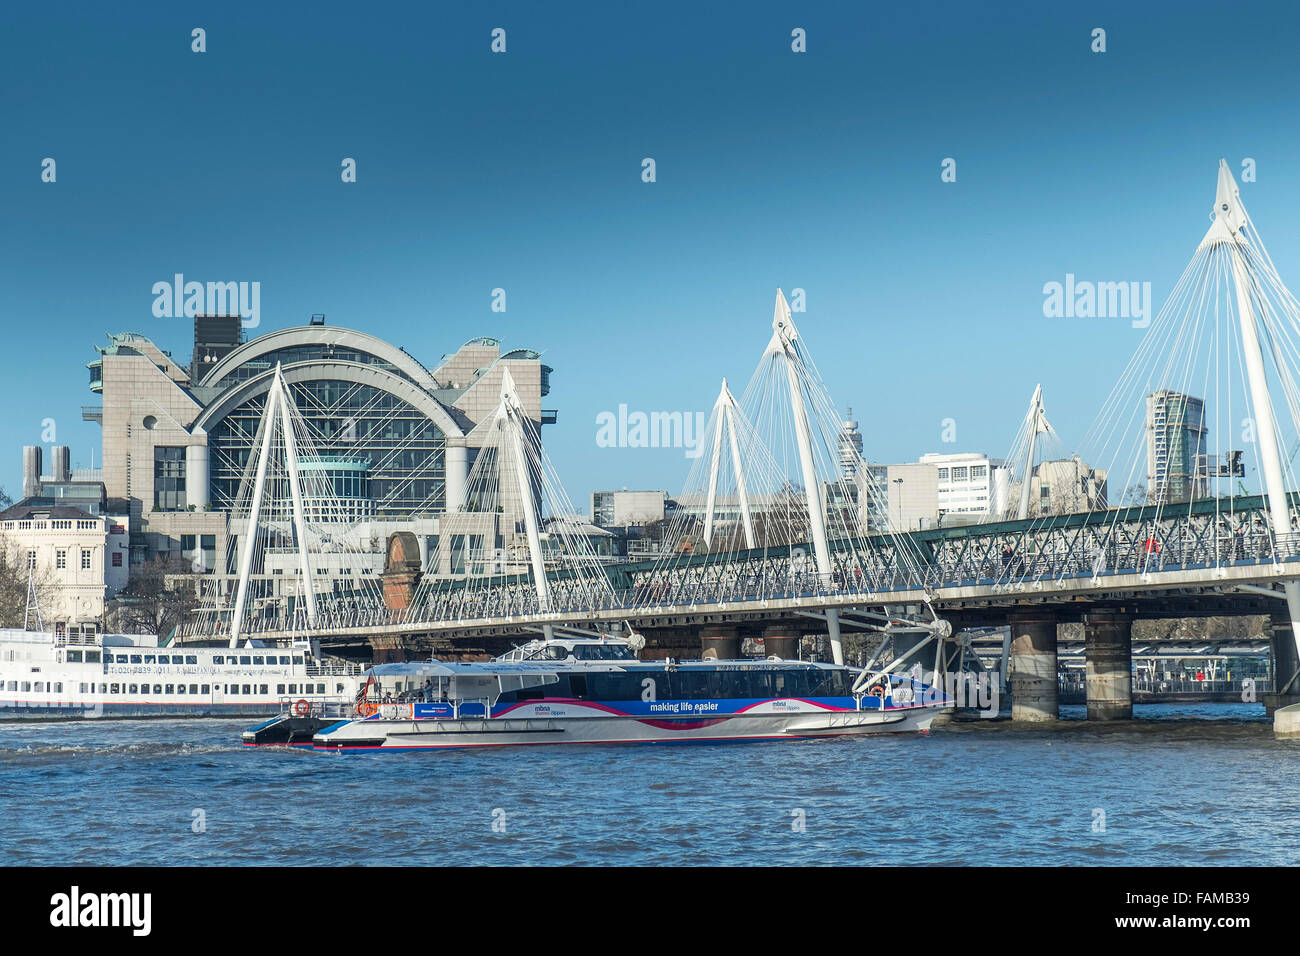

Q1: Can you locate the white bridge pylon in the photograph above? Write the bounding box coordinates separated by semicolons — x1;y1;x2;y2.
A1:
497;368;553;633
644;287;936;665
408;366;616;630
1068;158;1300;665
229;363;318;648
703;378;756;550
768;290;845;664
1011;383;1058;520
1198;159;1300;657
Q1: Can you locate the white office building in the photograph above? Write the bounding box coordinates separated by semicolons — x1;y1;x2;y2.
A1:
922;452;1010;523
862;452;1010;531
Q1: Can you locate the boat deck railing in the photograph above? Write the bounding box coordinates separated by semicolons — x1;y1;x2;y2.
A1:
278;697;356;719
55;633;101;647
306;660;366;677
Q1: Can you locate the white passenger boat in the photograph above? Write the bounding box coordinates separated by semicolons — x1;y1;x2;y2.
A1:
241;636;953;750
0;627;364;719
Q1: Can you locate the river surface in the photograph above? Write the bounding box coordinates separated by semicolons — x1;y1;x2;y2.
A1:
2;703;1296;866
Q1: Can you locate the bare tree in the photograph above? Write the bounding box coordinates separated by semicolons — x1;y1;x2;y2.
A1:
0;533;59;629
108;556;200;637
1121;482;1151;507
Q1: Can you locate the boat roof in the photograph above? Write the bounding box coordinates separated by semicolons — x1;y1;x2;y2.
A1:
368;658;843;678
368;661;562;679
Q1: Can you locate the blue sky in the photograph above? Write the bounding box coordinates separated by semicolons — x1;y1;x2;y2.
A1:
4;0;1300;502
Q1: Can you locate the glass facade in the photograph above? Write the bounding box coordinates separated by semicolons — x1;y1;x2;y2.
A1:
301;457;374;520
154;446;187;511
207;344;420;388
207;380;447;518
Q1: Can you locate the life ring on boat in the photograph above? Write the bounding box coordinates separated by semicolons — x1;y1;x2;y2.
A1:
293;698;310;716
356;700;377;717
868;686;885;699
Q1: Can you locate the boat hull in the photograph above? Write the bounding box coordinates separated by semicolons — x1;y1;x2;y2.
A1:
0;700;310;720
312;702;945;750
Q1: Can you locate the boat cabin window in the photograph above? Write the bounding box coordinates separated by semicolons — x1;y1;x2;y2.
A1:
555;668;853;702
143;656;156;664
186;655;198;665
85;651;100;663
279;656;291;665
253;656;265;665
130;655;142;664
239;656;252;665
569;644;635;661
157;655;170;664
67;650;83;663
213;656;224;664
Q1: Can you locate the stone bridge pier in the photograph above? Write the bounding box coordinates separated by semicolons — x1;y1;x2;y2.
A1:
1083;609;1133;720
1264;612;1300;715
1008;612;1058;721
1006;608;1137;721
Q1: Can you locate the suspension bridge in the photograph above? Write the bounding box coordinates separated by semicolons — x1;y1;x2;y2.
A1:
180;160;1300;732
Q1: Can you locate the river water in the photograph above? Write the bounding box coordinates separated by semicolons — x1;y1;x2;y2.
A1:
2;703;1296;866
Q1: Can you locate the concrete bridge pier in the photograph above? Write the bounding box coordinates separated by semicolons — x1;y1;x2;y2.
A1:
1084;610;1133;720
1008;613;1058;721
1264;613;1300;716
760;626;800;660
369;635;416;664
700;625;740;661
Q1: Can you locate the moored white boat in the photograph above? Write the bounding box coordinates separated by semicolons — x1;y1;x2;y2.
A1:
0;627;364;719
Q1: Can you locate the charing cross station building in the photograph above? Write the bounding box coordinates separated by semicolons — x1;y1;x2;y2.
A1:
80;315;555;603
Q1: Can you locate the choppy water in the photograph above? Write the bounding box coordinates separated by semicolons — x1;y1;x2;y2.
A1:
1;703;1296;866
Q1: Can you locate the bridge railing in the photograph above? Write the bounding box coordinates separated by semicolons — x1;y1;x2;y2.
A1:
187;499;1300;635
1060;677;1272;697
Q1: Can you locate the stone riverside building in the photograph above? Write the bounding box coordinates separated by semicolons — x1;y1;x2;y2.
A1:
0;503;130;636
82;316;555;603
